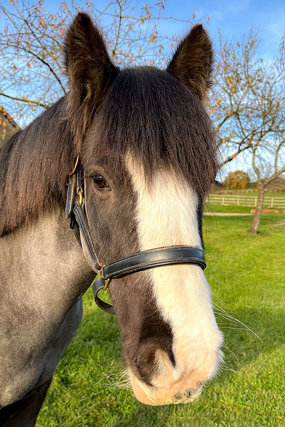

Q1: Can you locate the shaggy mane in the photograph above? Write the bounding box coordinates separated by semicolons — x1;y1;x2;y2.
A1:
0;98;75;237
0;67;217;237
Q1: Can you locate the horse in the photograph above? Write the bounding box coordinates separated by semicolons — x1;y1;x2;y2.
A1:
0;12;223;426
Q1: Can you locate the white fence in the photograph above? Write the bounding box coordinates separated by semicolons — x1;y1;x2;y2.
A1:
208;194;285;208
217;189;285;193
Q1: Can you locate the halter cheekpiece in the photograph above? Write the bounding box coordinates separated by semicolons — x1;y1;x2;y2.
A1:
65;157;207;315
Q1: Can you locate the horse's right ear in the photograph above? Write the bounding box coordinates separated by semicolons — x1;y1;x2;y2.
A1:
167;24;213;104
64;13;117;152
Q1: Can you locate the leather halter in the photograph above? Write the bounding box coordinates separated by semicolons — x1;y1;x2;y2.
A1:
65;160;206;315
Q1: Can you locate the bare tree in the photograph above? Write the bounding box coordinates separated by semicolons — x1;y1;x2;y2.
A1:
210;30;264;167
210;30;285;232
0;0;198;124
247;107;285;234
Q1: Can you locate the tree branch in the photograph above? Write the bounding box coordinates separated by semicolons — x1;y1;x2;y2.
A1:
265;164;285;185
111;0;123;59
0;92;48;108
11;44;66;94
219;143;252;168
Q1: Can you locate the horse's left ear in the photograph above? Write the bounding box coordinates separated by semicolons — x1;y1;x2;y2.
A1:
64;13;118;152
167;24;213;103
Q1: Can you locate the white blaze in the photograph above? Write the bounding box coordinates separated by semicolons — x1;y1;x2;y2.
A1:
126;157;223;382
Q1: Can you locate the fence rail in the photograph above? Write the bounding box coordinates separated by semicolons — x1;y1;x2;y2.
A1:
208;194;285;208
214;189;285;193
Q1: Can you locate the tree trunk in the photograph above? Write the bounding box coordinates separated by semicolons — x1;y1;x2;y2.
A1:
247;182;265;233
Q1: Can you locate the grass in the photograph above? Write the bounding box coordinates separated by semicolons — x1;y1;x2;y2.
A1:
205;203;253;214
36;212;285;427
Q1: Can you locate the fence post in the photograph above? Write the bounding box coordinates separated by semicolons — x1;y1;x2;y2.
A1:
255;197;257;206
271;197;273;208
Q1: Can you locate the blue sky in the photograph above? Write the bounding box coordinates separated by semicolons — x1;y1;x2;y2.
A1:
47;0;285;178
44;0;285;61
163;0;284;62
174;0;285;62
2;0;284;60
1;0;284;177
212;0;284;60
2;0;284;81
87;0;285;62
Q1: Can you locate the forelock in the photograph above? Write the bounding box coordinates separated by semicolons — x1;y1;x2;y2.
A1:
87;66;218;197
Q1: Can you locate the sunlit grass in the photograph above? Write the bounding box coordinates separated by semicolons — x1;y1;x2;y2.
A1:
37;212;285;427
204;203;253;213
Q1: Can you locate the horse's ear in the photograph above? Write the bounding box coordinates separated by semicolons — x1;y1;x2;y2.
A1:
167;24;213;104
64;13;117;152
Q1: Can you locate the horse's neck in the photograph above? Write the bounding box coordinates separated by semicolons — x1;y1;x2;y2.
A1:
0;209;95;407
0;209;94;322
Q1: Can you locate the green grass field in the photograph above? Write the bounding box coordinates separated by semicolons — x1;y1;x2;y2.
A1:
205;203;253;214
36;212;285;427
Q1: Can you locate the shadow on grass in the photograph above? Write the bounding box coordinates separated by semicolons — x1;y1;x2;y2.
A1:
57;305;285;427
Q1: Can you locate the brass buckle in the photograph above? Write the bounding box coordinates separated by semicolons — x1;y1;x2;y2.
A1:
103;279;111;291
98;266;111;291
77;188;83;206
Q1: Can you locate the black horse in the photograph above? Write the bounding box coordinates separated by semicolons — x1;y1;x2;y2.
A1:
0;13;223;426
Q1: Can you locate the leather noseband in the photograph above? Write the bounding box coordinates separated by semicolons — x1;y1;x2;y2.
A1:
66;161;206;315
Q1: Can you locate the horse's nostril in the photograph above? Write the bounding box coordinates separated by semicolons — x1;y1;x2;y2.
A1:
172;389;193;404
172;392;183;403
172;382;205;404
185;388;193;399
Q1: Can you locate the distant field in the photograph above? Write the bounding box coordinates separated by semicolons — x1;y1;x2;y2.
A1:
214;191;285;198
37;213;285;427
205;203;253;213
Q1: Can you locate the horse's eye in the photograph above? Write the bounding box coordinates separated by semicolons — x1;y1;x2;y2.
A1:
93;173;110;191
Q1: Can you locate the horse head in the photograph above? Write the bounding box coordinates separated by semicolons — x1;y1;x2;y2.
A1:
64;13;223;406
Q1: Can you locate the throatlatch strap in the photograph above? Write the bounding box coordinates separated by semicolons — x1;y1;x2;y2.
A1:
73;203;101;272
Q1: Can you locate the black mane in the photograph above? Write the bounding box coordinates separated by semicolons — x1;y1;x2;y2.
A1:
0;13;218;238
0;67;217;237
0;98;74;236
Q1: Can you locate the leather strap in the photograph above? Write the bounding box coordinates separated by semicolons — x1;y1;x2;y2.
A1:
92;246;206;315
102;246;206;279
65;173;77;218
65;162;207;317
65;163;101;271
73;203;101;272
92;278;115;315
